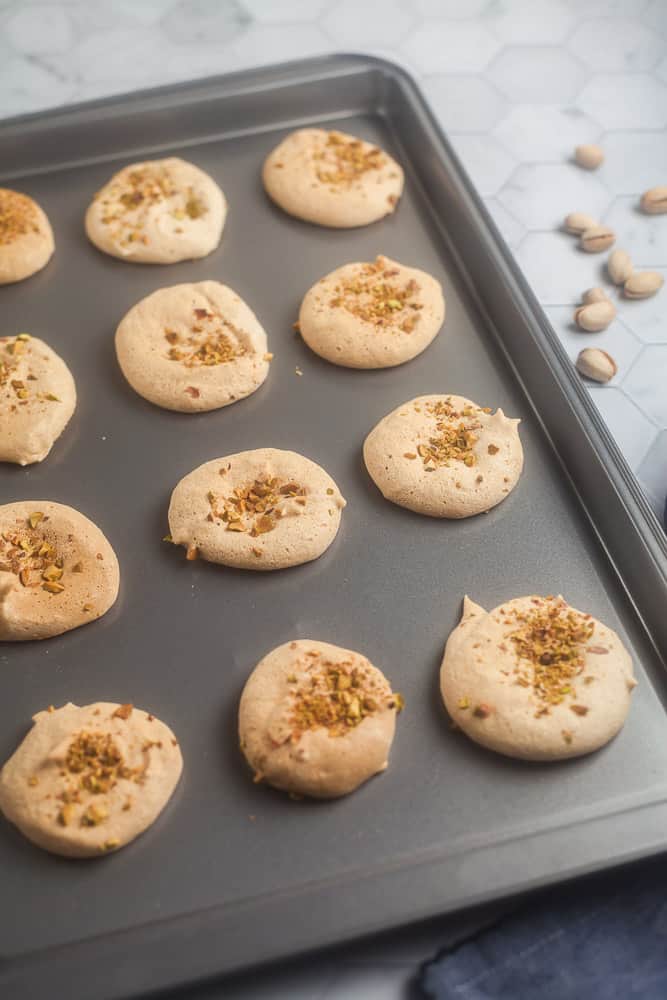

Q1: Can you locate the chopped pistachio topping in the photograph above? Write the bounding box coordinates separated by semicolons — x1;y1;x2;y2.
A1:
97;166;207;249
0;515;71;595
507;597;595;716
0;189;40;246
164;307;247;368
329;256;422;332
112;703;133;720
0;358;15;390
65;731;141;795
207;475;307;537
416;397;489;469
1;338;27;402
473;703;492;719
1;336;58;410
185;195;205;219
81;802;109;827
55;729;147;828
288;655;401;739
58;803;75;827
314;131;385;185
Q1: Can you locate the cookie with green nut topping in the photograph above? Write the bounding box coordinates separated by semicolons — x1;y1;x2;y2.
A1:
363;393;523;518
0;702;182;858
263;128;403;228
85;157;226;264
298;256;445;369
0;500;119;641
440;595;637;761
115;281;270;413
239;639;403;799
0;188;54;285
0;333;76;466
167;448;346;571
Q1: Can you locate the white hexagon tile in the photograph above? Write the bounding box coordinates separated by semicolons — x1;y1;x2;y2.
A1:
1;1;666;995
493;105;602;162
516;231;607;303
568;16;664;71
487;45;589;103
497;162;612;229
597;132;667;195
403;19;503;73
448;133;518;195
420;74;508;132
490;0;577;44
577;73;667;129
604;198;667;266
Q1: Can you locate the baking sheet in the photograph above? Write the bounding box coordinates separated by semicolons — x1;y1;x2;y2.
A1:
1;56;666;1000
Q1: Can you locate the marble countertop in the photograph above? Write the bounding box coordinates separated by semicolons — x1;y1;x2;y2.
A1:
1;1;666;997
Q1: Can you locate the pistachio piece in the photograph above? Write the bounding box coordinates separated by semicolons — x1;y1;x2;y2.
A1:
58;803;75;827
576;348;617;383
623;271;664;299
81;802;109;826
574;144;604;170
580;225;615;253
473;703;493;719
564;211;598;235
607;249;633;286
582;287;609;305
574;300;616;332
640;186;667;215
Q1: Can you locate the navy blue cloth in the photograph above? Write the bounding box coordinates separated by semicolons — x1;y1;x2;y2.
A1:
421;855;667;1000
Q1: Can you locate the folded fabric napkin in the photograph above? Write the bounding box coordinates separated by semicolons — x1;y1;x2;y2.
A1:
421;853;667;1000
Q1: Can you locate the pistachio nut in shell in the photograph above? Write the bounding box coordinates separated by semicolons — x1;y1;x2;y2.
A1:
607;249;633;286
576;348;617;383
564;211;598;235
574;145;604;170
582;287;609;305
580;226;615;253
574;300;616;332
624;271;664;299
640;187;667;215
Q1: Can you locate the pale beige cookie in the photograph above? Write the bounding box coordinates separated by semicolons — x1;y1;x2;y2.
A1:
0;702;182;857
0;501;119;641
299;256;445;369
263;128;404;228
85;157;226;264
364;394;523;518
239;639;403;798
168;448;346;571
0;333;76;465
0;188;54;285
115;281;270;413
441;595;637;761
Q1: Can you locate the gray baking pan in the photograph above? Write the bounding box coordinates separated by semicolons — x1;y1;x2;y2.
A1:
1;55;667;1000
